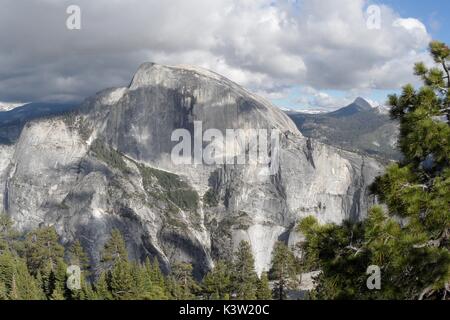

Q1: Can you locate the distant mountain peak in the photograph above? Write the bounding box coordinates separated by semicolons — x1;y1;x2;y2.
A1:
353;97;373;110
286;96;400;160
328;97;373;117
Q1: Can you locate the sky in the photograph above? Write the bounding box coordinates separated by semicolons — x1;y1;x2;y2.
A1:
0;0;448;111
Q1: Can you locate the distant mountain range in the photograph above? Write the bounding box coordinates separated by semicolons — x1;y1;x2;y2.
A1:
0;101;26;112
285;97;400;161
0;102;78;144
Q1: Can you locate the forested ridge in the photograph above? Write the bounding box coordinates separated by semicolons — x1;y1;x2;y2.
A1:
0;218;300;300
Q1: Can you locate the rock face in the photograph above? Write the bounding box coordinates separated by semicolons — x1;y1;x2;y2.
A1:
287;98;400;161
0;63;384;277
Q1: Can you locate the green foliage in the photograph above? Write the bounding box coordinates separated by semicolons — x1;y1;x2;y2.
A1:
91;139;130;173
108;258;135;300
0;214;20;252
63;112;93;141
298;216;379;299
94;272;112;300
0;217;291;301
269;242;299;300
148;257;166;289
231;241;259;300
256;272;272;300
203;188;219;207
167;262;200;300
0;281;7;299
67;240;90;272
0;251;43;300
66;239;93;300
300;41;450;300
202;260;232;300
139;165;199;211
0;222;65;300
140;258;168;300
101;229;128;266
99;229;134;300
24;227;65;276
96;229;169;300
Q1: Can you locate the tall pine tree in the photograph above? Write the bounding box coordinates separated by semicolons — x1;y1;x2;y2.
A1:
299;41;450;300
202;260;232;300
23;226;66;299
100;229;135;300
168;262;199;299
256;272;272;300
269;242;298;300
231;241;259;300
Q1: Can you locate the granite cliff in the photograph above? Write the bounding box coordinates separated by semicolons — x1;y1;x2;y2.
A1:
0;63;383;277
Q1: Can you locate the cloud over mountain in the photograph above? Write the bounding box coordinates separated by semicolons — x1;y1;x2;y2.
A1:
0;0;431;103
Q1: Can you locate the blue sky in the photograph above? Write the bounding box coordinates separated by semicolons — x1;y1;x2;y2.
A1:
382;0;450;43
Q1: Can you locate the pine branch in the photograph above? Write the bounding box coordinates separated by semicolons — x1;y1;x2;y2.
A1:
443;282;450;300
442;61;450;88
413;228;449;249
399;183;428;191
413;239;441;249
418;285;435;300
439;61;450;124
345;245;365;256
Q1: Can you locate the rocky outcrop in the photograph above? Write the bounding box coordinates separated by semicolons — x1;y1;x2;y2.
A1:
0;63;384;277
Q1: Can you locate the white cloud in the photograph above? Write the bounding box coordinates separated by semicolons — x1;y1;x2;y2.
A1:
0;0;433;103
393;18;428;33
295;87;353;110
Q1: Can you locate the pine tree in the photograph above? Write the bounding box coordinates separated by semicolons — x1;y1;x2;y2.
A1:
42;259;68;299
101;229;134;300
256;272;272;300
142;258;153;291
299;41;450;300
202;260;232;300
298;218;370;299
94;271;112;300
67;240;90;272
67;240;90;300
108;258;134;300
168;262;199;299
0;281;7;300
35;271;44;298
50;287;65;300
149;257;166;289
101;229;128;267
0;213;19;253
231;241;259;300
130;261;146;298
24;226;65;276
80;281;96;300
0;250;15;296
372;41;450;300
141;257;167;300
9;273;18;300
12;257;43;300
0;250;43;300
269;242;298;300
